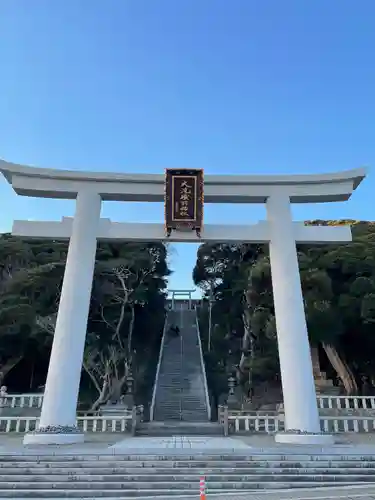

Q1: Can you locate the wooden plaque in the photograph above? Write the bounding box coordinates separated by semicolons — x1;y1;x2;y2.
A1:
165;169;204;233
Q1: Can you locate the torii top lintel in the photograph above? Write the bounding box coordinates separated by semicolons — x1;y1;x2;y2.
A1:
0;160;366;204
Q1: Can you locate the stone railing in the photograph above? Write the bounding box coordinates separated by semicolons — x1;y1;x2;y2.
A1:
0;393;43;408
1;393;143;414
7;392;374;411
218;405;375;435
317;395;375;410
0;414;135;433
150;313;169;421
195;312;211;421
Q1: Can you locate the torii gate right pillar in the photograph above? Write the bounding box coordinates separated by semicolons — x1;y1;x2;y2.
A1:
267;194;323;443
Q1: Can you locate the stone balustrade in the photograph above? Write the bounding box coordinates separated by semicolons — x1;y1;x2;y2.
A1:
0;397;144;435
7;392;375;410
3;411;374;435
0;393;43;408
317;395;375;410
0;414;134;433
0;408;374;436
218;405;375;436
4;392;375;437
0;393;144;413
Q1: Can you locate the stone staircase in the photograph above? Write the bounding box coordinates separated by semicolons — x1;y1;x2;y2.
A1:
2;451;375;498
137;421;222;437
151;310;209;424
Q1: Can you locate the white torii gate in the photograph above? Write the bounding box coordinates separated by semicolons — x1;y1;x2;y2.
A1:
168;290;195;310
0;160;366;446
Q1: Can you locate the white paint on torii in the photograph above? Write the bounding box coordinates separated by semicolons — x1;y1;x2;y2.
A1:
0;160;367;447
0;159;365;203
12;217;353;244
168;289;196;310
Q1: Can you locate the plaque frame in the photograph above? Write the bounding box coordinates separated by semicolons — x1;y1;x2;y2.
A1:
164;168;204;237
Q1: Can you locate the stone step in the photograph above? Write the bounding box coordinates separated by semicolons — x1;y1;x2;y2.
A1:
158;365;183;369
5;487;375;500
141;421;218;426
180;405;207;409
156;383;206;387
156;379;204;383
151;414;182;418
184;405;206;411
4;455;375;462
3;460;375;469
3;466;375;475
0;482;365;497
0;494;233;500
136;425;220;436
152;311;208;425
153;402;181;406
152;402;181;407
179;408;207;412
154;403;208;409
3;473;375;482
0;480;369;490
155;397;206;401
0;490;202;498
179;411;208;415
152;413;209;422
153;395;183;399
179;405;207;408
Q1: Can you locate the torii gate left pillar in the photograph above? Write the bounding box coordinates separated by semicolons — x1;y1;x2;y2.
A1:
27;191;102;444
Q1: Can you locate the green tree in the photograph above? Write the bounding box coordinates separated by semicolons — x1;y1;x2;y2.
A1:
193;220;375;401
0;235;170;408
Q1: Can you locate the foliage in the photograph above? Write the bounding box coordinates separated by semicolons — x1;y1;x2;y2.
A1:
0;235;170;409
193;220;375;401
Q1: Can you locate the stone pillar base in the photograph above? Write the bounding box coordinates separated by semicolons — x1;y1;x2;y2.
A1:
23;432;85;446
275;432;334;445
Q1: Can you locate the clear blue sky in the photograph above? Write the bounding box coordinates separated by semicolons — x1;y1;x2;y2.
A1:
0;0;374;296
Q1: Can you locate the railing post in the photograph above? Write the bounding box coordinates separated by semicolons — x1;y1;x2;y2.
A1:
131;405;137;436
195;311;211;421
223;405;229;437
150;312;169;421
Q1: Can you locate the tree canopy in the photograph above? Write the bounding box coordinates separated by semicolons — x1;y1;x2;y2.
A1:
193;220;375;403
0;234;170;411
2;220;374;413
